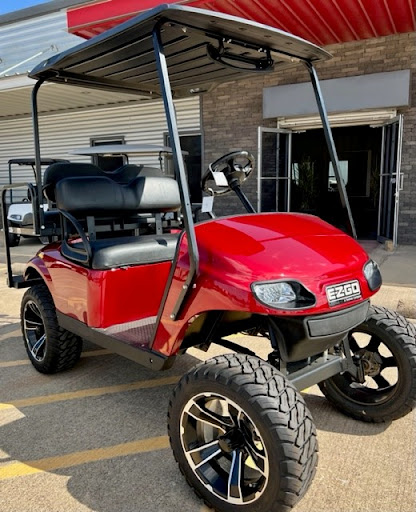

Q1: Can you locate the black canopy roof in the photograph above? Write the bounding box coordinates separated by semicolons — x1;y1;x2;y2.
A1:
30;4;330;99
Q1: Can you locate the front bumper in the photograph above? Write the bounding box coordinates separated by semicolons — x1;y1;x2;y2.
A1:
270;300;370;362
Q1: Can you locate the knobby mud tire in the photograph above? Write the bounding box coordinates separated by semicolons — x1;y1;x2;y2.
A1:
168;353;318;512
21;284;83;374
319;305;416;422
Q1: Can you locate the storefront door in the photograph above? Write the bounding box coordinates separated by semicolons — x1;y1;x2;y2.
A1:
257;127;292;212
377;115;404;246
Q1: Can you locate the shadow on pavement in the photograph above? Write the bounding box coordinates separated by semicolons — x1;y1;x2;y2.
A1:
303;392;390;436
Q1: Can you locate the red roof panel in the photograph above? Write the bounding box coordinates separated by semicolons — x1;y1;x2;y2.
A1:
67;0;415;44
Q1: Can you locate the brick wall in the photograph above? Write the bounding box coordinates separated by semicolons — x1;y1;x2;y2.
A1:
201;32;416;244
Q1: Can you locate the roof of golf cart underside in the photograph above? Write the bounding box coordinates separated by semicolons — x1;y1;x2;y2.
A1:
29;4;330;99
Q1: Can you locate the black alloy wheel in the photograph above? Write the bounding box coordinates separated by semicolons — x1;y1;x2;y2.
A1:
21;284;83;373
168;353;318;512
319;305;416;422
23;299;47;363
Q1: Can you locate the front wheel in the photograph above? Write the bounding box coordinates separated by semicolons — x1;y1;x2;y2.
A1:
168;354;318;512
21;284;83;373
319;306;416;422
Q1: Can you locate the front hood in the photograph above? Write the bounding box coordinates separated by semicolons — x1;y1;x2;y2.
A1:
194;213;373;312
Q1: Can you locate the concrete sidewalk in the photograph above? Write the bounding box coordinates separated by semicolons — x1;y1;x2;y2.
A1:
362;242;416;319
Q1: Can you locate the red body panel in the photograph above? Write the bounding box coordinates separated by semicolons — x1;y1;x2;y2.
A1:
30;245;170;328
152;213;375;355
29;213;376;356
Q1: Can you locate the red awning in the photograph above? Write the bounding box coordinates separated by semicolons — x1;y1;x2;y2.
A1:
67;0;415;44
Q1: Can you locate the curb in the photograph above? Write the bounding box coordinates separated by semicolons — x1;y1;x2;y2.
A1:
371;284;416;320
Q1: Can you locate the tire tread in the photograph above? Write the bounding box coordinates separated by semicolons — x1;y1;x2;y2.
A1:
168;354;318;512
21;284;82;373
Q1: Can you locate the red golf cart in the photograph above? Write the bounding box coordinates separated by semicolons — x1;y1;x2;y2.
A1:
1;5;415;512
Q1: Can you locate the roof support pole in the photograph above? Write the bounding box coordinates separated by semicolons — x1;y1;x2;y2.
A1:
152;25;199;321
304;61;357;239
31;78;45;235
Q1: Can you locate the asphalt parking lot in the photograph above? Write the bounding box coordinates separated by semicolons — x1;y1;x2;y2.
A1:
0;238;415;512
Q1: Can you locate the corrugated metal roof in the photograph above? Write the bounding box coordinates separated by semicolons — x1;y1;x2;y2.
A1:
67;0;415;44
0;82;147;119
0;10;83;77
0;96;200;200
0;0;88;27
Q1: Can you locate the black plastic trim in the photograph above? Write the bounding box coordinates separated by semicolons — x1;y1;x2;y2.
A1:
57;311;175;371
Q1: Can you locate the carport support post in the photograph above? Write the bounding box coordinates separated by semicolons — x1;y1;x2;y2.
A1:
304;62;357;239
152;26;199;320
31;79;45;235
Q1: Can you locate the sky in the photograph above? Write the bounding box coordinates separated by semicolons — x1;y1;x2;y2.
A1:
0;0;50;15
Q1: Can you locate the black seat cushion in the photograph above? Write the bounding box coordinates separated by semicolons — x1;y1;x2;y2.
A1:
65;233;180;269
55;176;181;214
109;164;164;181
43;162;162;201
43;163;104;201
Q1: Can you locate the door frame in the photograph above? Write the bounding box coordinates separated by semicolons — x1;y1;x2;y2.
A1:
257;126;292;213
377;114;404;247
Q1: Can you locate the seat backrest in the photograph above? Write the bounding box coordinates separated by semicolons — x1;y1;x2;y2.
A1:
55;176;181;215
43;162;163;202
108;164;164;182
43;162;104;202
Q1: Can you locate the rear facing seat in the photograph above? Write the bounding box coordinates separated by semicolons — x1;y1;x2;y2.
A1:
55;175;182;269
43;162;162;202
42;161;165;238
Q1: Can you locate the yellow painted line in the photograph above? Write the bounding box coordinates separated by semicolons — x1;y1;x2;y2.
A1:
0;436;169;480
0;327;20;339
0;375;178;410
0;349;111;368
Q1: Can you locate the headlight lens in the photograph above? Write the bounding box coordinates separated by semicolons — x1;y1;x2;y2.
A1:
363;259;382;291
10;214;22;220
252;280;316;310
252;282;297;306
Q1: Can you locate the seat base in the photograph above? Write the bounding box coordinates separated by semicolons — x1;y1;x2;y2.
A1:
64;233;180;269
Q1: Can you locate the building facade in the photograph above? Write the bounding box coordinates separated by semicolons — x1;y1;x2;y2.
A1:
202;32;415;244
0;1;201;198
0;0;414;245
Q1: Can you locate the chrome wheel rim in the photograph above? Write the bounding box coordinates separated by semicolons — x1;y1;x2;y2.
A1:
23;300;46;362
180;392;269;505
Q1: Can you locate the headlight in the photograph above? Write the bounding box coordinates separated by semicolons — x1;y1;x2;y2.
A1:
10;214;22;221
252;280;316;310
363;259;382;291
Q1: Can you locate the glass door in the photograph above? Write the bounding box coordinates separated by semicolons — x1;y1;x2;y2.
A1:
377;115;403;246
257;127;292;212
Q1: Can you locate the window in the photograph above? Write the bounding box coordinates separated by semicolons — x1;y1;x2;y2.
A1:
90;136;126;172
164;132;202;203
328;161;348;191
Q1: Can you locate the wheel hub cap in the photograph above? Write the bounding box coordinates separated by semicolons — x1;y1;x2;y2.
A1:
357;349;383;377
219;428;245;453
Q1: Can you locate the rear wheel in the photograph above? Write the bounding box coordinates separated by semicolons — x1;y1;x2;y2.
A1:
168;354;318;512
8;231;20;247
21;284;83;373
319;306;416;422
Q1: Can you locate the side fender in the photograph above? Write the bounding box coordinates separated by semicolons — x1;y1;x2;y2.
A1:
24;257;54;296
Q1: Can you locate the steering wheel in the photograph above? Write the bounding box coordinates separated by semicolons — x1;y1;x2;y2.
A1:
202;150;255;196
